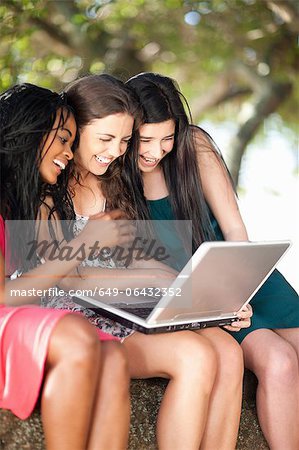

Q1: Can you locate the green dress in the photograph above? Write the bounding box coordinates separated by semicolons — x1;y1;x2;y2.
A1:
147;196;299;344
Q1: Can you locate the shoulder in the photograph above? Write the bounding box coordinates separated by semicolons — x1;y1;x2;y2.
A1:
189;125;220;168
190;125;218;154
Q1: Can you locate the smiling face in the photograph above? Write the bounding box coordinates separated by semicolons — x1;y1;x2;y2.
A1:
74;113;134;176
138;119;175;173
39;109;76;184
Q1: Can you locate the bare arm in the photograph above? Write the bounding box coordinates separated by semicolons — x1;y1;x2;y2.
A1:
194;129;252;330
194;128;249;241
36;203;175;297
127;251;177;274
4;231;93;306
68;265;175;297
4;201;135;305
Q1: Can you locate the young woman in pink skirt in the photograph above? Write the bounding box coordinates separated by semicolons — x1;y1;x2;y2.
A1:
0;84;131;450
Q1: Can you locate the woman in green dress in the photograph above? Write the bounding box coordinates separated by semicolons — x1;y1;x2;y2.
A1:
126;72;299;450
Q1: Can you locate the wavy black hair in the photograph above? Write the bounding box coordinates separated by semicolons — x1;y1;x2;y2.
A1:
0;83;75;271
126;72;234;250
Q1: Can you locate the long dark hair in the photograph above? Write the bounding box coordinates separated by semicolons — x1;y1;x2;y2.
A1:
0;83;75;271
126;72;234;250
64;74;143;218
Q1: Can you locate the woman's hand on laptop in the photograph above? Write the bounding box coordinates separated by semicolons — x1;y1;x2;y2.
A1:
223;304;253;332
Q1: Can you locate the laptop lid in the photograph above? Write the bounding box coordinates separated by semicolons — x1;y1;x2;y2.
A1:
145;240;291;324
75;240;290;331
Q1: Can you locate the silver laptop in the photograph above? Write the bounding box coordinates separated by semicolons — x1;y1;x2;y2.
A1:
74;241;290;334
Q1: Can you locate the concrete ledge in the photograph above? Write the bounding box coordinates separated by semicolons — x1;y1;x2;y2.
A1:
0;370;269;449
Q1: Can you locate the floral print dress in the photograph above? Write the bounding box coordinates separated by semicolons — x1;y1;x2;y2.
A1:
41;214;134;340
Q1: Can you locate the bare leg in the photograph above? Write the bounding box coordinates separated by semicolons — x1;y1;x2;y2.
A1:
87;341;130;450
241;328;299;450
195;328;243;450
124;330;217;450
275;327;299;357
41;314;101;450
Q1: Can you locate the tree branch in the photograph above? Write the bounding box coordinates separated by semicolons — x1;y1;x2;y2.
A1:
2;0;76;52
266;0;299;33
191;72;251;118
229;79;292;185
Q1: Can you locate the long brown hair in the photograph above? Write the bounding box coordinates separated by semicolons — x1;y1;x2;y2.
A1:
64;74;142;218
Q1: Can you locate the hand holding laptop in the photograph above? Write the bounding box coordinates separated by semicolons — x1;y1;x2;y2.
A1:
223;304;253;332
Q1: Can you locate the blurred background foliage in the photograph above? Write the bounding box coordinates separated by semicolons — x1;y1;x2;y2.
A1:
0;0;298;184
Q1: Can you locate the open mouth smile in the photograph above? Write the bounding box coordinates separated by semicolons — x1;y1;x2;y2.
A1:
53;159;67;174
95;155;113;166
140;155;159;166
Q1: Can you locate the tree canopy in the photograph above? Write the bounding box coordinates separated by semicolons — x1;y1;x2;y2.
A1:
1;0;298;184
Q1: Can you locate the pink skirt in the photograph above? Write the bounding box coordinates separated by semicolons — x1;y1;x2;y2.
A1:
0;305;117;419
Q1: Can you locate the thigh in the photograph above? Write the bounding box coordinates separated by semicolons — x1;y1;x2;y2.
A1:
46;313;100;368
196;327;241;352
123;330;215;379
0;308;84;420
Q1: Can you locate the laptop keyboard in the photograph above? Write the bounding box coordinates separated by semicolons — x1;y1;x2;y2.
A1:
110;291;161;319
118;305;155;319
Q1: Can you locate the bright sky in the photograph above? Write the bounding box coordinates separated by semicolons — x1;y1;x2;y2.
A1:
201;118;299;293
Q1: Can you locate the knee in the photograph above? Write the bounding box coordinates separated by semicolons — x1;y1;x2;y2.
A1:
55;314;100;365
172;332;217;381
258;346;298;386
